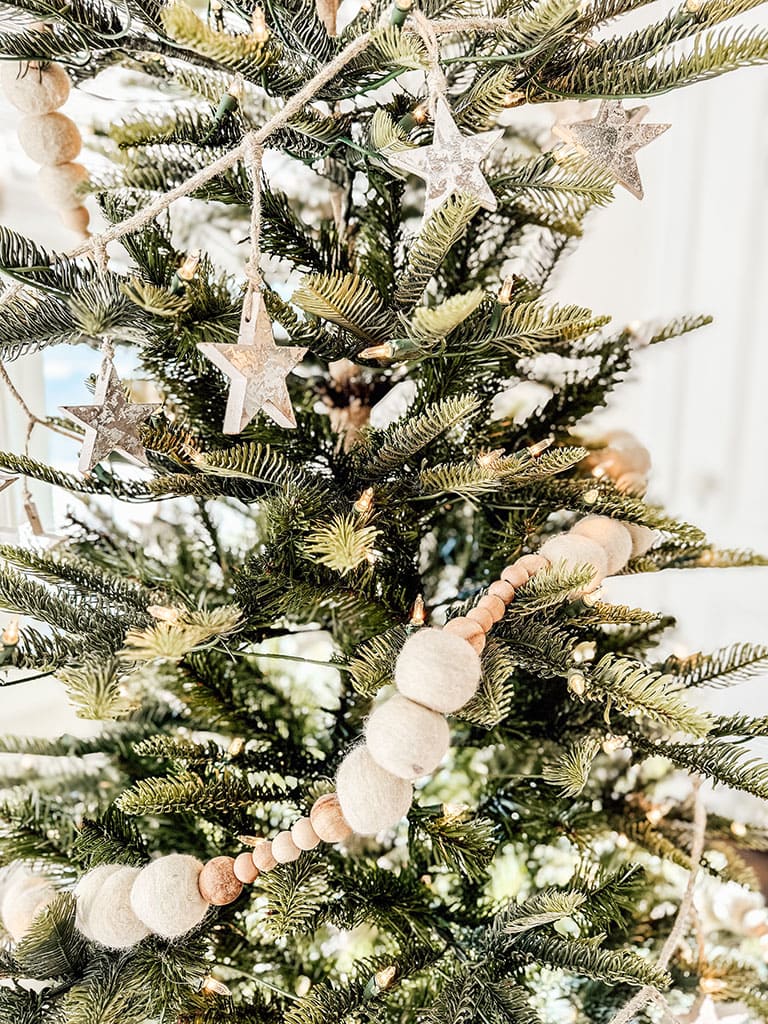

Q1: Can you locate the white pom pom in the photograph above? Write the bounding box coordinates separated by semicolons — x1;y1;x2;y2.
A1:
571;515;632;575
75;864;123;939
85;866;150;949
539;534;609;593
1;61;70;114
130;854;209;939
365;694;450;780
395;628;481;714
623;522;657;558
1;874;55;942
17;112;81;165
37;161;88;210
336;746;412;836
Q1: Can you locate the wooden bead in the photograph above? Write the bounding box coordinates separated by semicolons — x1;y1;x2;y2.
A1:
310;793;352;843
466;605;494;632
272;831;301;864
515;554;549;577
1;61;70;114
291;817;320;851
443;616;486;654
233;852;260;884
18;111;81;165
198;856;243;906
615;471;647;497
251;839;278;872
37;161;88;209
488;580;515;604
500;563;528;587
477;594;505;623
59;205;90;235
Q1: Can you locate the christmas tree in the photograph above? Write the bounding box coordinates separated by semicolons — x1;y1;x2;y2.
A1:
1;0;768;1021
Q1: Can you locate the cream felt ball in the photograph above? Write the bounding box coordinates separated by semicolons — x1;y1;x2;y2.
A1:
37;161;89;209
571;515;632;575
18;112;81;165
86;866;150;949
539;534;609;594
1;875;55;942
75;863;123;939
130;854;209;938
336;745;413;836
395;627;482;714
271;831;301;864
1;61;70;114
365;694;450;780
624;522;657;558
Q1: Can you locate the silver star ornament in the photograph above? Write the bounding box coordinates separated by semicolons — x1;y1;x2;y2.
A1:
198;289;307;433
62;359;160;474
554;100;670;199
388;96;503;220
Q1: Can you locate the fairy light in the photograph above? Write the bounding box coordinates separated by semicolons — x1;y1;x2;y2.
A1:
251;6;269;41
571;640;596;664
477;448;504;467
177;250;201;282
210;0;224;29
228;737;245;757
374;965;397;991
567;669;586;697
147;605;181;623
498;275;516;305
730;820;748;838
358;342;394;361
202;976;231;996
602;734;626;754
409;594;426;626
527;436;553;458
2;616;19;645
390;0;413;27
412;104;428;124
502;90;526;108
582;488;599;504
700;977;726;995
354;486;374;514
295;976;312;997
646;806;665;826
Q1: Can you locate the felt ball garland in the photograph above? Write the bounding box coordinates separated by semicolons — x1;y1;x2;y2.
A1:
0;59;90;236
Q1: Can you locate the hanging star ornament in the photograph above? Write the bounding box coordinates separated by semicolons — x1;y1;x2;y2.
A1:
62;359;160;474
553;100;670;199
388;95;503;221
198;289;307;433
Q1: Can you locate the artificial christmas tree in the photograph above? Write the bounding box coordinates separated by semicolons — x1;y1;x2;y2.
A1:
0;0;768;1021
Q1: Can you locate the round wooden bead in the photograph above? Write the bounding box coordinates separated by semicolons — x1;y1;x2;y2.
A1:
365;694;450;780
18;111;81;165
60;205;90;234
198;856;243;906
291;817;320;851
488;580;515;604
251;838;278;872
1;874;55;942
130;854;209;938
571;515;632;575
37;161;89;209
500;563;528;587
1;60;70;114
309;794;352;843
478;594;505;623
539;534;609;594
624;522;657;558
395;627;482;713
272;831;301;864
615;471;647;497
336;746;413;836
75;863;123;939
515;554;550;577
605;430;651;474
442;617;486;654
466;605;494;632
233;852;260;884
86;866;149;949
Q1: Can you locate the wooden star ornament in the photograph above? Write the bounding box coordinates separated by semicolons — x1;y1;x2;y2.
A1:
388;96;503;221
62;359;160;474
198;289;307;432
553;100;670;199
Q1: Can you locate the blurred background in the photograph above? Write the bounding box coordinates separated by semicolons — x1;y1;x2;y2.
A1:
0;34;767;803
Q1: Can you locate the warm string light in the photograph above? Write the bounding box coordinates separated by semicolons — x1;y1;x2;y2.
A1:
209;0;224;29
177;250;201;282
409;594;426;625
567;668;586;696
477;448;504;467
251;6;269;41
2;616;20;646
353;486;374;514
147;604;181;623
527;436;553;458
201;976;231;996
227;737;245;757
358;342;395;361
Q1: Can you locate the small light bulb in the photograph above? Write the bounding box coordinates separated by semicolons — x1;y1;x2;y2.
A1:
409;595;426;626
202;976;231;996
354;487;374;514
498;275;515;304
374;965;397;991
571;640;596;664
646;806;664;826
700;978;725;995
358;342;395;360
567;669;586;696
477;448;504;467
2;616;19;645
147;604;181;623
528;436;553;458
412;104;428;124
226;74;245;101
602;734;626;754
228;737;245;756
730;821;748;838
177;250;201;282
251;6;269;41
295;976;312;997
502;90;526;108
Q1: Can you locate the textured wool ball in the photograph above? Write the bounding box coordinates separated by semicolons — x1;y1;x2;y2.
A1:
233;852;260;884
500;563;528;587
514;553;550;577
60;205;90;234
251;839;278;872
477;594;505;623
1;61;70;114
539;534;609;594
623;522;657;558
291;817;320;851
130;854;209;938
271;831;301;864
571;515;632;575
75;863;123;939
365;694;450;780
198;857;243;906
37;161;89;209
18;112;81;165
309;794;352;843
488;580;515;604
336;746;413;836
86;866;149;949
395;627;482;713
442;617;486;654
1;875;55;942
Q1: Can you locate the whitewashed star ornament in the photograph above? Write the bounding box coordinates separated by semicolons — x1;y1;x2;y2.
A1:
198;289;307;432
388;96;504;220
554;100;670;199
61;359;160;474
